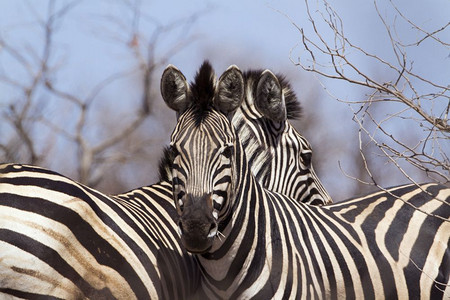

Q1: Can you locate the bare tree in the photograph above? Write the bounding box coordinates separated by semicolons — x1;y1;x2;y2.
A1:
1;1;78;165
290;0;449;191
0;0;206;191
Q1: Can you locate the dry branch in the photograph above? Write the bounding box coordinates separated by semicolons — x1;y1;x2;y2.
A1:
1;0;206;190
291;0;449;187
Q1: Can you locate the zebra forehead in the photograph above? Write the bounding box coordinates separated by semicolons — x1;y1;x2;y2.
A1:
173;110;235;146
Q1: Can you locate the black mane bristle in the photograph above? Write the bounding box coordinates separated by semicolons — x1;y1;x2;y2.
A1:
189;60;216;125
158;146;174;182
277;74;302;120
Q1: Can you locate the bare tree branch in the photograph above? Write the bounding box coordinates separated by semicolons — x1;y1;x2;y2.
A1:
289;0;449;188
1;0;207;190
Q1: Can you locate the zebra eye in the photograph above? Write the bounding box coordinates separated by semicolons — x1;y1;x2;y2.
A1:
301;152;312;167
221;145;233;159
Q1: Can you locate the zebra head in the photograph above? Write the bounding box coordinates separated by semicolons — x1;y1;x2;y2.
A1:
161;61;244;254
234;70;332;205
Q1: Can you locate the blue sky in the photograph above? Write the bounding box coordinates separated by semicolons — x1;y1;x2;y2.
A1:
2;0;447;110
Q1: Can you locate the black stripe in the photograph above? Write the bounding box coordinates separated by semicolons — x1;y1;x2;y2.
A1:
360;199;396;298
250;192;285;298
1;164;64;177
0;229;107;298
430;244;448;299
213;190;228;201
232;185;269;297
214;175;231;185
1;193;151;298
385;189;429;261
405;192;449;296
0;288;64;300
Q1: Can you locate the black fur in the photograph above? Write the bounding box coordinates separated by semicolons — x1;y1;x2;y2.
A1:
189;61;217;126
158;146;175;182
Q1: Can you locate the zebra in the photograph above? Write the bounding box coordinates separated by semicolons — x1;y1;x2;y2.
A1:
160;62;332;206
0;163;201;299
235;69;331;205
0;63;331;298
161;62;450;299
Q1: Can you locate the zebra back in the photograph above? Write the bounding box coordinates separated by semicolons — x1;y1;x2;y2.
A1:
0;163;199;299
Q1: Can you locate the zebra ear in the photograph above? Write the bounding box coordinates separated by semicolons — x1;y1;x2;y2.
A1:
214;65;244;115
255;70;286;122
161;64;190;114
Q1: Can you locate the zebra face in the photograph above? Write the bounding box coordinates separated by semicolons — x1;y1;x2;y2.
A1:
234;69;332;205
161;61;244;254
170;125;235;253
278;124;332;204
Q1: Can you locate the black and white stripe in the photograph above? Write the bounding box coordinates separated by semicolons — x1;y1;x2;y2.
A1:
160;64;333;206
0;163;199;299
0;63;332;298
161;62;450;299
234;69;331;205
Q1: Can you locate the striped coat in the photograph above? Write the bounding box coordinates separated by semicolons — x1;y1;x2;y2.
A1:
0;164;199;299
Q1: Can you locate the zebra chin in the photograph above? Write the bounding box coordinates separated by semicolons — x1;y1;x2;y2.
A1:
181;236;214;254
178;223;216;254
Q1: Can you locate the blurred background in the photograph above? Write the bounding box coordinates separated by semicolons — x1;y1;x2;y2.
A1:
1;0;449;201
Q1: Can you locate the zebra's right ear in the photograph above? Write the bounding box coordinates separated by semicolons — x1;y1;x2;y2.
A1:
161;65;190;114
255;70;287;122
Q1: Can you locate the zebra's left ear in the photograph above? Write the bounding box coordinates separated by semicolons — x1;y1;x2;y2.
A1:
255;70;286;122
214;65;244;115
161;64;190;115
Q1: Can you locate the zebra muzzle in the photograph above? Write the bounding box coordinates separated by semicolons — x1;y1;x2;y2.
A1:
177;193;217;253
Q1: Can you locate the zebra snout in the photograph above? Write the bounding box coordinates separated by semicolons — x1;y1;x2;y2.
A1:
178;217;216;254
177;193;217;253
178;220;217;238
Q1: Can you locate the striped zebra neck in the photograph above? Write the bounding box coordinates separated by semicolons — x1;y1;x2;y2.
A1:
197;181;450;299
160;62;449;299
196;148;268;297
0;164;200;299
233;98;332;205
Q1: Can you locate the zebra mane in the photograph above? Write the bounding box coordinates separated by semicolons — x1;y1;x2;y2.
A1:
189;60;217;125
243;70;302;120
158;146;174;182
